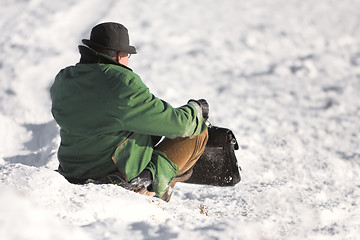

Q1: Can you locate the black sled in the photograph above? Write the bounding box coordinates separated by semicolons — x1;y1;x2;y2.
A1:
185;125;241;186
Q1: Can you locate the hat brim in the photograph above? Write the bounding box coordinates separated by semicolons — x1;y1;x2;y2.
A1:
82;39;137;54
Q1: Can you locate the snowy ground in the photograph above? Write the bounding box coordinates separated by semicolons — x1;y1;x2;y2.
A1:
1;0;360;239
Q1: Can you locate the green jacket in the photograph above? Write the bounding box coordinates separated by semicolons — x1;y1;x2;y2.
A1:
50;46;207;196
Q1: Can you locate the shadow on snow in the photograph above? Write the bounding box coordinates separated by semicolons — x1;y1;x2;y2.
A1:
4;120;59;168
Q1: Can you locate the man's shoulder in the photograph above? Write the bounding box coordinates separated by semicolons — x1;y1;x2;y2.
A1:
101;64;141;81
56;63;96;78
101;64;148;92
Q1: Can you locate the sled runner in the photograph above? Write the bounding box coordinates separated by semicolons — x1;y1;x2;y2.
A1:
185;126;241;186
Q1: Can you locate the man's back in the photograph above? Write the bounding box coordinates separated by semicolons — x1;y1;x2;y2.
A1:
50;63;132;181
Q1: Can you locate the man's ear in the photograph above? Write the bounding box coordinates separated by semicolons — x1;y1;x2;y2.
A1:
116;52;122;62
116;51;129;66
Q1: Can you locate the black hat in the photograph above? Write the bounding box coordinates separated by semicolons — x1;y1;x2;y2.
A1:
82;22;137;54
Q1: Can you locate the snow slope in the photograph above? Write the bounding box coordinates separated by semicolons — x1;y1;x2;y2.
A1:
1;0;360;239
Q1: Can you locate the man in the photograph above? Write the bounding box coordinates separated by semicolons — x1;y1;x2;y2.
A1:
50;22;209;201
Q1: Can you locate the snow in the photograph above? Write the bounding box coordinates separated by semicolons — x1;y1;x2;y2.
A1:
1;0;360;239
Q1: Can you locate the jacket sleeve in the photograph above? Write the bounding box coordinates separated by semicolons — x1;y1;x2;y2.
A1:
107;68;207;138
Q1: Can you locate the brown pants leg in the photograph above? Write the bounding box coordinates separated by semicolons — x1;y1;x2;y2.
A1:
156;129;209;179
135;130;208;200
155;130;208;201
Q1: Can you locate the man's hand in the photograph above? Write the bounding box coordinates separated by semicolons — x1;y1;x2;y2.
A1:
188;99;209;120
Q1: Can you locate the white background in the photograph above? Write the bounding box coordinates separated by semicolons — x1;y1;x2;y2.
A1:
1;0;360;239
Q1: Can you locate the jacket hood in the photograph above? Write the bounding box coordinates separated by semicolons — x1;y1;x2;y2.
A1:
78;45;133;71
